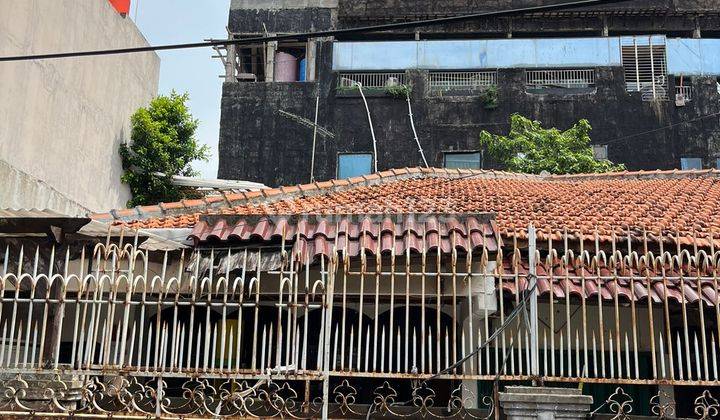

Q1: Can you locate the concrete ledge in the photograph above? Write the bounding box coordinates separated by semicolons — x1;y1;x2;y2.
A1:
499;386;593;420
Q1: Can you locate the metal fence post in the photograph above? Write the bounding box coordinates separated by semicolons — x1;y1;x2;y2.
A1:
321;254;337;419
528;225;539;379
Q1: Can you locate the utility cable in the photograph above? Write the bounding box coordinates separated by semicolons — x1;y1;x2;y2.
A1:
0;0;631;62
597;111;720;145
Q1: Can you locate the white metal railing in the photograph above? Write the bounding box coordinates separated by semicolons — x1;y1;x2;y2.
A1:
525;69;595;89
428;71;497;91
338;72;406;89
676;85;693;101
1;225;720;417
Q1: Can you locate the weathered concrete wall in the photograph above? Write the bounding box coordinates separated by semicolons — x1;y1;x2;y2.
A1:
0;0;160;213
335;0;720;37
229;0;338;33
339;0;720;18
218;42;720;186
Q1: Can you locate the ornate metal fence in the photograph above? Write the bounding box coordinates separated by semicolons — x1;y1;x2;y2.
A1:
1;226;720;418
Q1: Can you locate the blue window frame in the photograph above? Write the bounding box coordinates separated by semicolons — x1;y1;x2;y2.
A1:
444;152;481;169
338;153;373;179
681;157;702;170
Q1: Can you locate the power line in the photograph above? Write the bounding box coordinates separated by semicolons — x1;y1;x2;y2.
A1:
0;0;631;62
598;111;720;145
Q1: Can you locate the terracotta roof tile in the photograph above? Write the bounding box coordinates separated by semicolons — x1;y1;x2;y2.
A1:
96;168;720;245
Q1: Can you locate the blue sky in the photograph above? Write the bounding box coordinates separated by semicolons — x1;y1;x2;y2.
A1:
133;0;230;178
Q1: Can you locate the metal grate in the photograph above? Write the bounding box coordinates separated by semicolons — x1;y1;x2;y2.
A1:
676;85;693;102
428;71;497;91
621;36;668;101
2;224;720;417
338;72;406;89
525;69;595;89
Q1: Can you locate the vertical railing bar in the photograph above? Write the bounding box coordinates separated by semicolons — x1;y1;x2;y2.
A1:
611;235;622;379
276;248;285;369
357;235;366;372
373;240;381;372
251;249;260;372
389;246;396;373
564;232;572;378
405;246;410;373
321;251;337;420
437;235;443;375
659;233;675;379
236;249;247;373
695;233;710;381
302;250;310;372
37;244;54;368
677;231;692;379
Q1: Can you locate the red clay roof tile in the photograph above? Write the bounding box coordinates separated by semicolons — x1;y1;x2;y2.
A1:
97;168;720;244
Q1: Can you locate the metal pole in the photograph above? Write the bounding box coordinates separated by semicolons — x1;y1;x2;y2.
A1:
649;35;657;100
310;96;320;182
528;225;539;379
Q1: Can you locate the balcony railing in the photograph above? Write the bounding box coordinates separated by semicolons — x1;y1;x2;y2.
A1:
338;72;406;89
676;85;693;101
526;69;595;89
428;71;497;91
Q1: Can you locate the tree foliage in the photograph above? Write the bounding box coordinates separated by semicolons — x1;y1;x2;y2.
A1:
479;114;625;174
120;92;209;207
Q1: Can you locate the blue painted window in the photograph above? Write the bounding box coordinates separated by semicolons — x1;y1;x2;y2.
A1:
716;158;720;169
444;152;481;169
681;157;703;170
338;153;373;179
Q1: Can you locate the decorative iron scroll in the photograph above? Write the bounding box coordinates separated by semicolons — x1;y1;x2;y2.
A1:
650;390;675;419
605;387;633;420
0;374;497;419
694;390;719;420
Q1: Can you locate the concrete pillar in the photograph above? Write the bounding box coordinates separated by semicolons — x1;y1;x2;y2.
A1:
306;39;317;82
499;386;593;420
265;39;278;82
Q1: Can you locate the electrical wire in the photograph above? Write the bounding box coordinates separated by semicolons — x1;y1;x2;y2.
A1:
0;0;631;62
597;111;720;145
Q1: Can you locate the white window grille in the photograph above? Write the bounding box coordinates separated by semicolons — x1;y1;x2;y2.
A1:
621;36;668;101
676;85;693;102
525;69;595;89
428;71;497;91
338;72;406;89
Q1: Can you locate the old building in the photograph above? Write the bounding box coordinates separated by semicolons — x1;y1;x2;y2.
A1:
0;0;159;215
217;0;720;187
2;167;720;417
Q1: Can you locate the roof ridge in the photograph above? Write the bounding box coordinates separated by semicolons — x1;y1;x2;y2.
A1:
549;168;720;181
90;167;720;224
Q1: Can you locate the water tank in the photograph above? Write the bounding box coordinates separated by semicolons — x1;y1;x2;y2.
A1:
274;52;298;82
298;58;307;82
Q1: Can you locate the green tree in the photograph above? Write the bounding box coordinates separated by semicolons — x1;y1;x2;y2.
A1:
479;114;625;174
120;92;209;207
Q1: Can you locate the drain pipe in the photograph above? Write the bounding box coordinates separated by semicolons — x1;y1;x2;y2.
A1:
406;90;428;167
353;80;378;172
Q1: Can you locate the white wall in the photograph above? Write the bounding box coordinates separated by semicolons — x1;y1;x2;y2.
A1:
0;0;160;213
